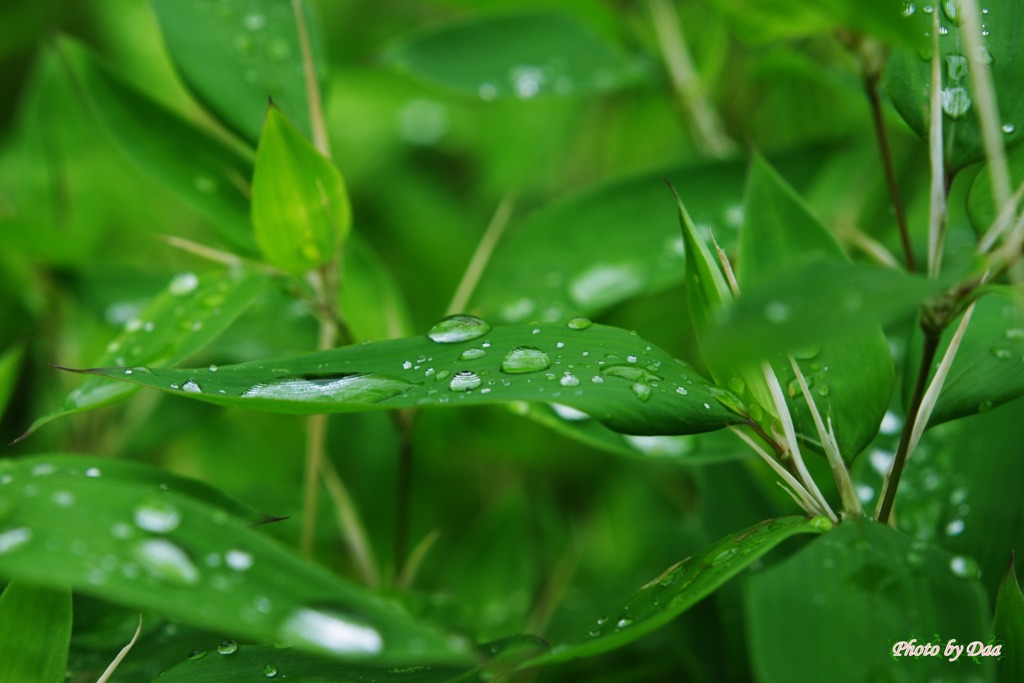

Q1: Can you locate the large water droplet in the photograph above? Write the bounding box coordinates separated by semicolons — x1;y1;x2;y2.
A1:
449;371;482;392
426;315;490;343
279;608;383;656
263;664;278;678
242;374;412;404
903;1;916;16
218;639;239;655
0;527;32;554
942;0;961;24
134;500;181;533
941;86;972;118
559;373;580;387
566;317;593;330
945;54;968;81
169;272;199;297
1003;123;1017;134
133;539;200;586
501;347;551;374
182;380;202;394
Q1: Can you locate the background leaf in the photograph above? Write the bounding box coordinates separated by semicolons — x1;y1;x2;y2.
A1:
884;0;1024;170
150;0;324;144
0;456;471;665
994;555;1024;682
72;322;740;436
382;11;647;100
967;143;1024;236
746;519;993;683
0;580;72;683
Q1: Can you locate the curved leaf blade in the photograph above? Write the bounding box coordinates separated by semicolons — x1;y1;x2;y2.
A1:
994;554;1024;682
0;580;72;683
0;457;472;665
20;268;267;440
382;12;647;99
150;0;324;144
523;516;830;667
68;323;739;436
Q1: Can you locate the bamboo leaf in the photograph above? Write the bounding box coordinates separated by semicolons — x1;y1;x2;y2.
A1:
0;580;72;683
994;553;1024;682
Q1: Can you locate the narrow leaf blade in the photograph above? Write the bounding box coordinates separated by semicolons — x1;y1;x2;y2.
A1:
994;554;1024;682
0;580;72;683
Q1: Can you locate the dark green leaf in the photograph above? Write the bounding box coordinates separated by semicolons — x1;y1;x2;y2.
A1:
885;0;1024;170
922;285;1024;425
523;516;830;667
58;38;257;253
0;456;472;665
0;343;23;423
251;106;351;273
994;554;1024;682
382;12;646;99
746;519;993;683
471;160;748;323
21;268;267;440
0;580;72;683
69;322;739;436
150;0;323;144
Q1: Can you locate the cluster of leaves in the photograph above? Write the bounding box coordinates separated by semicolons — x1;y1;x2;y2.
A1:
1;0;1024;681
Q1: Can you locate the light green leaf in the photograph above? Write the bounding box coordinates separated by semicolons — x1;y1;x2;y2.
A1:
918;285;1024;425
67;321;739;436
150;0;323;144
0;580;72;683
523;516;830;667
155;643;473;682
58;38;257;253
471;160;748;323
994;554;1024;682
382;11;647;99
0;456;472;665
20;268;266;440
733;155;896;459
746;519;993;683
884;0;1024;171
251;106;351;274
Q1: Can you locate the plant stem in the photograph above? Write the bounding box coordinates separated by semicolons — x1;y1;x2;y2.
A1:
648;0;735;158
320;456;379;586
926;10;948;279
446;194;516;316
864;75;915;272
875;332;940;524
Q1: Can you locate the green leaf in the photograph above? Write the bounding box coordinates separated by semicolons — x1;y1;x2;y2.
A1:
523;516;830;667
155;643;473;682
382;11;646;99
709;0;929;49
733;155;896;459
251;106;351;274
471;160;748;323
58;38;257;253
746;519;993;683
0;343;23;423
150;0;323;144
68;321;739;436
919;285;1024;425
884;0;1024;171
341;236;413;342
20;268;266;440
0;580;72;683
967;142;1024;236
994;554;1024;682
0;456;471;665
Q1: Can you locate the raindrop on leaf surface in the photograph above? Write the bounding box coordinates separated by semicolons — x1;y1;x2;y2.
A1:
426;315;490;343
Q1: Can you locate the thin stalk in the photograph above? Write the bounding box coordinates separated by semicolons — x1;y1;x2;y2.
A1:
396;529;441;590
875;332;941;523
96;615;143;683
835;223;901;268
730;427;824;517
926;10;947;279
445;194;516;316
291;0;329;157
979;181;1024;253
865;75;915;272
648;0;735;158
157;235;243;267
960;0;1011;210
320;456;380;586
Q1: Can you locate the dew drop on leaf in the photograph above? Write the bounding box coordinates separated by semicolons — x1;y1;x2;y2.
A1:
500;347;551;374
449;371;481;392
132;539;200;586
459;347;487;360
187;649;206;661
426;314;490;343
566;317;593;330
134;500;181;533
0;527;32;554
278;608;383;656
941;86;972;118
218;639;239;655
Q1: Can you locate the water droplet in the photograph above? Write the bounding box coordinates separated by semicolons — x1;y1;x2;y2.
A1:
978;400;993;412
941;86;972;118
51;490;75;507
243;13;266;30
242;374;411;404
817;384;830;397
949;555;980;578
263;664;278;678
856;485;874;503
169;272;199;297
426;315;490;343
903;1;916;15
218;639;239;655
711;547;739;566
501;347;551;374
459;348;487;360
675;386;688;396
945;54;968;81
509;64;546;98
566;317;593;330
569;264;645;309
182;380;202;394
923;4;934;12
631;383;652;402
973;45;994;64
991;347;1012;360
1003;123;1016;134
765;300;790;323
133;539;200;586
449;371;481;392
937;24;949;35
945;519;965;536
134;500;181;533
279;608;383;656
226;549;254;571
0;527;32;554
616;617;634;629
559;373;580;387
187;649;206;661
